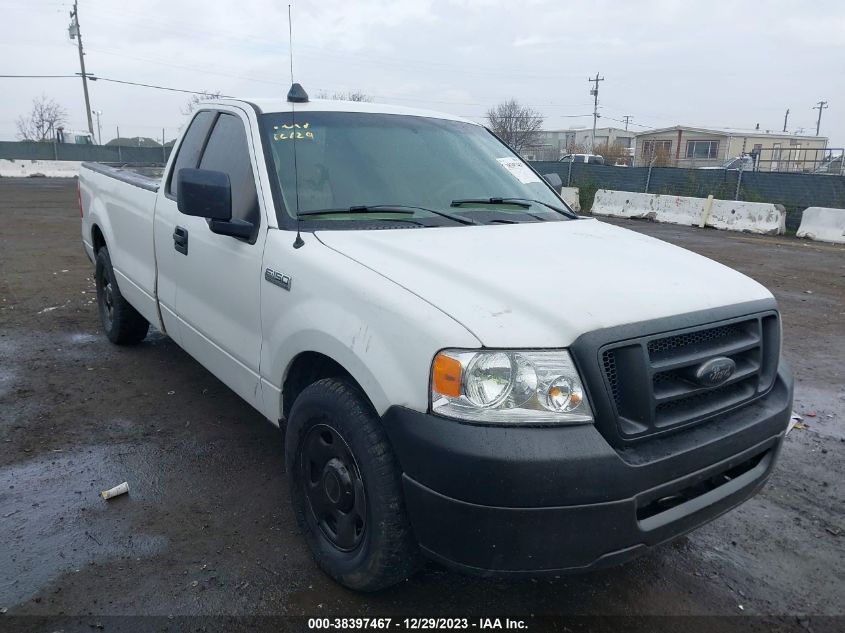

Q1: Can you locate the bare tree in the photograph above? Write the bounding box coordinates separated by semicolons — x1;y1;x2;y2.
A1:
485;99;544;155
16;94;67;142
315;89;374;102
592;141;629;166
181;90;223;115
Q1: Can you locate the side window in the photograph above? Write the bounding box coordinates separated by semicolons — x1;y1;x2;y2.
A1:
199;113;260;228
167;110;214;197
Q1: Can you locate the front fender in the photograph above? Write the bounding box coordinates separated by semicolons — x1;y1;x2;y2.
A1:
259;230;480;421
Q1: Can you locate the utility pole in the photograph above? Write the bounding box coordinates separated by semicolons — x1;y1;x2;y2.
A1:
92;109;102;144
782;108;789;133
68;0;95;137
622;115;632;131
812;100;828;136
588;72;604;151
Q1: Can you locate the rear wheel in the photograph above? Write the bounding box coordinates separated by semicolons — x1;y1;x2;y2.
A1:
286;378;420;591
95;247;149;345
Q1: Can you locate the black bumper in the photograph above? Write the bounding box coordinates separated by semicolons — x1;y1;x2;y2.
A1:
381;364;793;575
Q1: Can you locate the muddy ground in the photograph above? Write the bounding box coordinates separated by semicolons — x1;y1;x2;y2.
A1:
1;179;843;629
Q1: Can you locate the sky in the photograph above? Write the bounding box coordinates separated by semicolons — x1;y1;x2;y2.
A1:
2;0;844;145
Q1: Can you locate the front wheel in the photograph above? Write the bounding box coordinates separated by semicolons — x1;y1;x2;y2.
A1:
286;378;420;591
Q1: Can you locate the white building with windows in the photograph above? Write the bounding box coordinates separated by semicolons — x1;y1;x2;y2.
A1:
633;125;828;170
525;126;634;161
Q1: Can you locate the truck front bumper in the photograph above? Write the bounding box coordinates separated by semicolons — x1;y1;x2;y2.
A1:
381;364;792;575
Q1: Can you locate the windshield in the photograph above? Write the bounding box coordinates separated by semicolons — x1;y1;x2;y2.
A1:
261;111;570;227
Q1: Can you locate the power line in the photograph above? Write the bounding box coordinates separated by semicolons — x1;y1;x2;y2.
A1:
0;73;233;97
602;115;650;129
0;75;598;120
85;45;290;87
2;73;721;136
0;74;79;78
94;76;233;97
85;45;603;110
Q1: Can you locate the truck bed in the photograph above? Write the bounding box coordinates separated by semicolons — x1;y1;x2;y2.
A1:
79;161;163;331
81;162;163;192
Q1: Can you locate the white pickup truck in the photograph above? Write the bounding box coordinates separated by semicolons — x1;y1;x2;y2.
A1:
79;84;793;591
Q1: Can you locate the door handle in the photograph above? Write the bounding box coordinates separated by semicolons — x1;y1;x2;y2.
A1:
173;226;188;255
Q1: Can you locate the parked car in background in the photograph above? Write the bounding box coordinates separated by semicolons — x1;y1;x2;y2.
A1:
559;153;604;165
56;127;94;145
813;154;844;176
700;155;755;171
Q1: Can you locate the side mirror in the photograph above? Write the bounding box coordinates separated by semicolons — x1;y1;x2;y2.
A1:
176;168;232;221
543;173;563;188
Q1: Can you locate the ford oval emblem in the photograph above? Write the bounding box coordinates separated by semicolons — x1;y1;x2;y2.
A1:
694;357;736;387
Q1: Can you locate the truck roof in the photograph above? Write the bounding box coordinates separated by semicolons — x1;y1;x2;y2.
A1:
210;97;480;126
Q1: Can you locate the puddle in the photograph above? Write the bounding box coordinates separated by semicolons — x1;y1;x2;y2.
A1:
0;366;15;399
0;445;170;605
66;333;98;345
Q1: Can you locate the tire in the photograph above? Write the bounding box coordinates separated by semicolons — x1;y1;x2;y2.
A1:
95;247;149;345
286;377;420;591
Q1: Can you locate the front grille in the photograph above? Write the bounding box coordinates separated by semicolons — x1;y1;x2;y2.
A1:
647;324;743;358
600;312;780;439
602;347;621;407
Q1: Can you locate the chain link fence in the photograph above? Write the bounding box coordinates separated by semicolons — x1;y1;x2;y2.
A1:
531;161;845;231
0;140;171;165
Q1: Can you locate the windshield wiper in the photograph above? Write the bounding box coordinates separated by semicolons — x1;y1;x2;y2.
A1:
499;198;578;219
298;205;414;217
298;205;477;225
451;198;551;221
451;197;531;209
451;197;578;219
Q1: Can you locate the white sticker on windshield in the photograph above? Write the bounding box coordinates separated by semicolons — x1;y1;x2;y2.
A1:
496;157;542;184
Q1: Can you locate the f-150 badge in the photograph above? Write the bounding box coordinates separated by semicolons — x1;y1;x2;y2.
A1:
264;268;292;291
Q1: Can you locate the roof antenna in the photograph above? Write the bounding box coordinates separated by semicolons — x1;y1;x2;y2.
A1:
289;3;305;249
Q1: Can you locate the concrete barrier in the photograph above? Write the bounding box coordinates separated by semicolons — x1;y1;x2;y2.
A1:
705;200;786;235
0;159;81;178
591;190;659;219
559;186;580;212
797;207;845;244
591;189;786;235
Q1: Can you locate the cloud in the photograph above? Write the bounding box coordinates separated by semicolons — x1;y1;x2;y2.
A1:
512;35;561;48
1;0;843;144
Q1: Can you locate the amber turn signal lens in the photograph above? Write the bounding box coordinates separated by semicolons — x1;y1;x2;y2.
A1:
432;353;462;398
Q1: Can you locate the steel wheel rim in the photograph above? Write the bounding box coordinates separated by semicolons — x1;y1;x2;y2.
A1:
97;270;114;328
301;423;367;552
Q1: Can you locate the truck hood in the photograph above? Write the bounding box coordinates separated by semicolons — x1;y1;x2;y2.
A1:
315;219;773;347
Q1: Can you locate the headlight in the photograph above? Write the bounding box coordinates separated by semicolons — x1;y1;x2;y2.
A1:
431;349;593;425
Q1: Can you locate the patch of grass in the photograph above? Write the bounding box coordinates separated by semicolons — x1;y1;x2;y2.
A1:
576;180;598;212
739;187;768;203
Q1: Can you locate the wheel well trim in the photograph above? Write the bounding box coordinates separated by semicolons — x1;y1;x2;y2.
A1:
272;336;392;422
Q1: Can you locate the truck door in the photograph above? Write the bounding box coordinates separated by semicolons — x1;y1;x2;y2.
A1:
153;109;216;344
156;108;266;411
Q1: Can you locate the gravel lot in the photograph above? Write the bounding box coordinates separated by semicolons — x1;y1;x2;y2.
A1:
1;179;843;630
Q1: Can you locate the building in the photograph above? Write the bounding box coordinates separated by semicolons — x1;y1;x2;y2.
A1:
633;125;829;171
525;126;634;161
